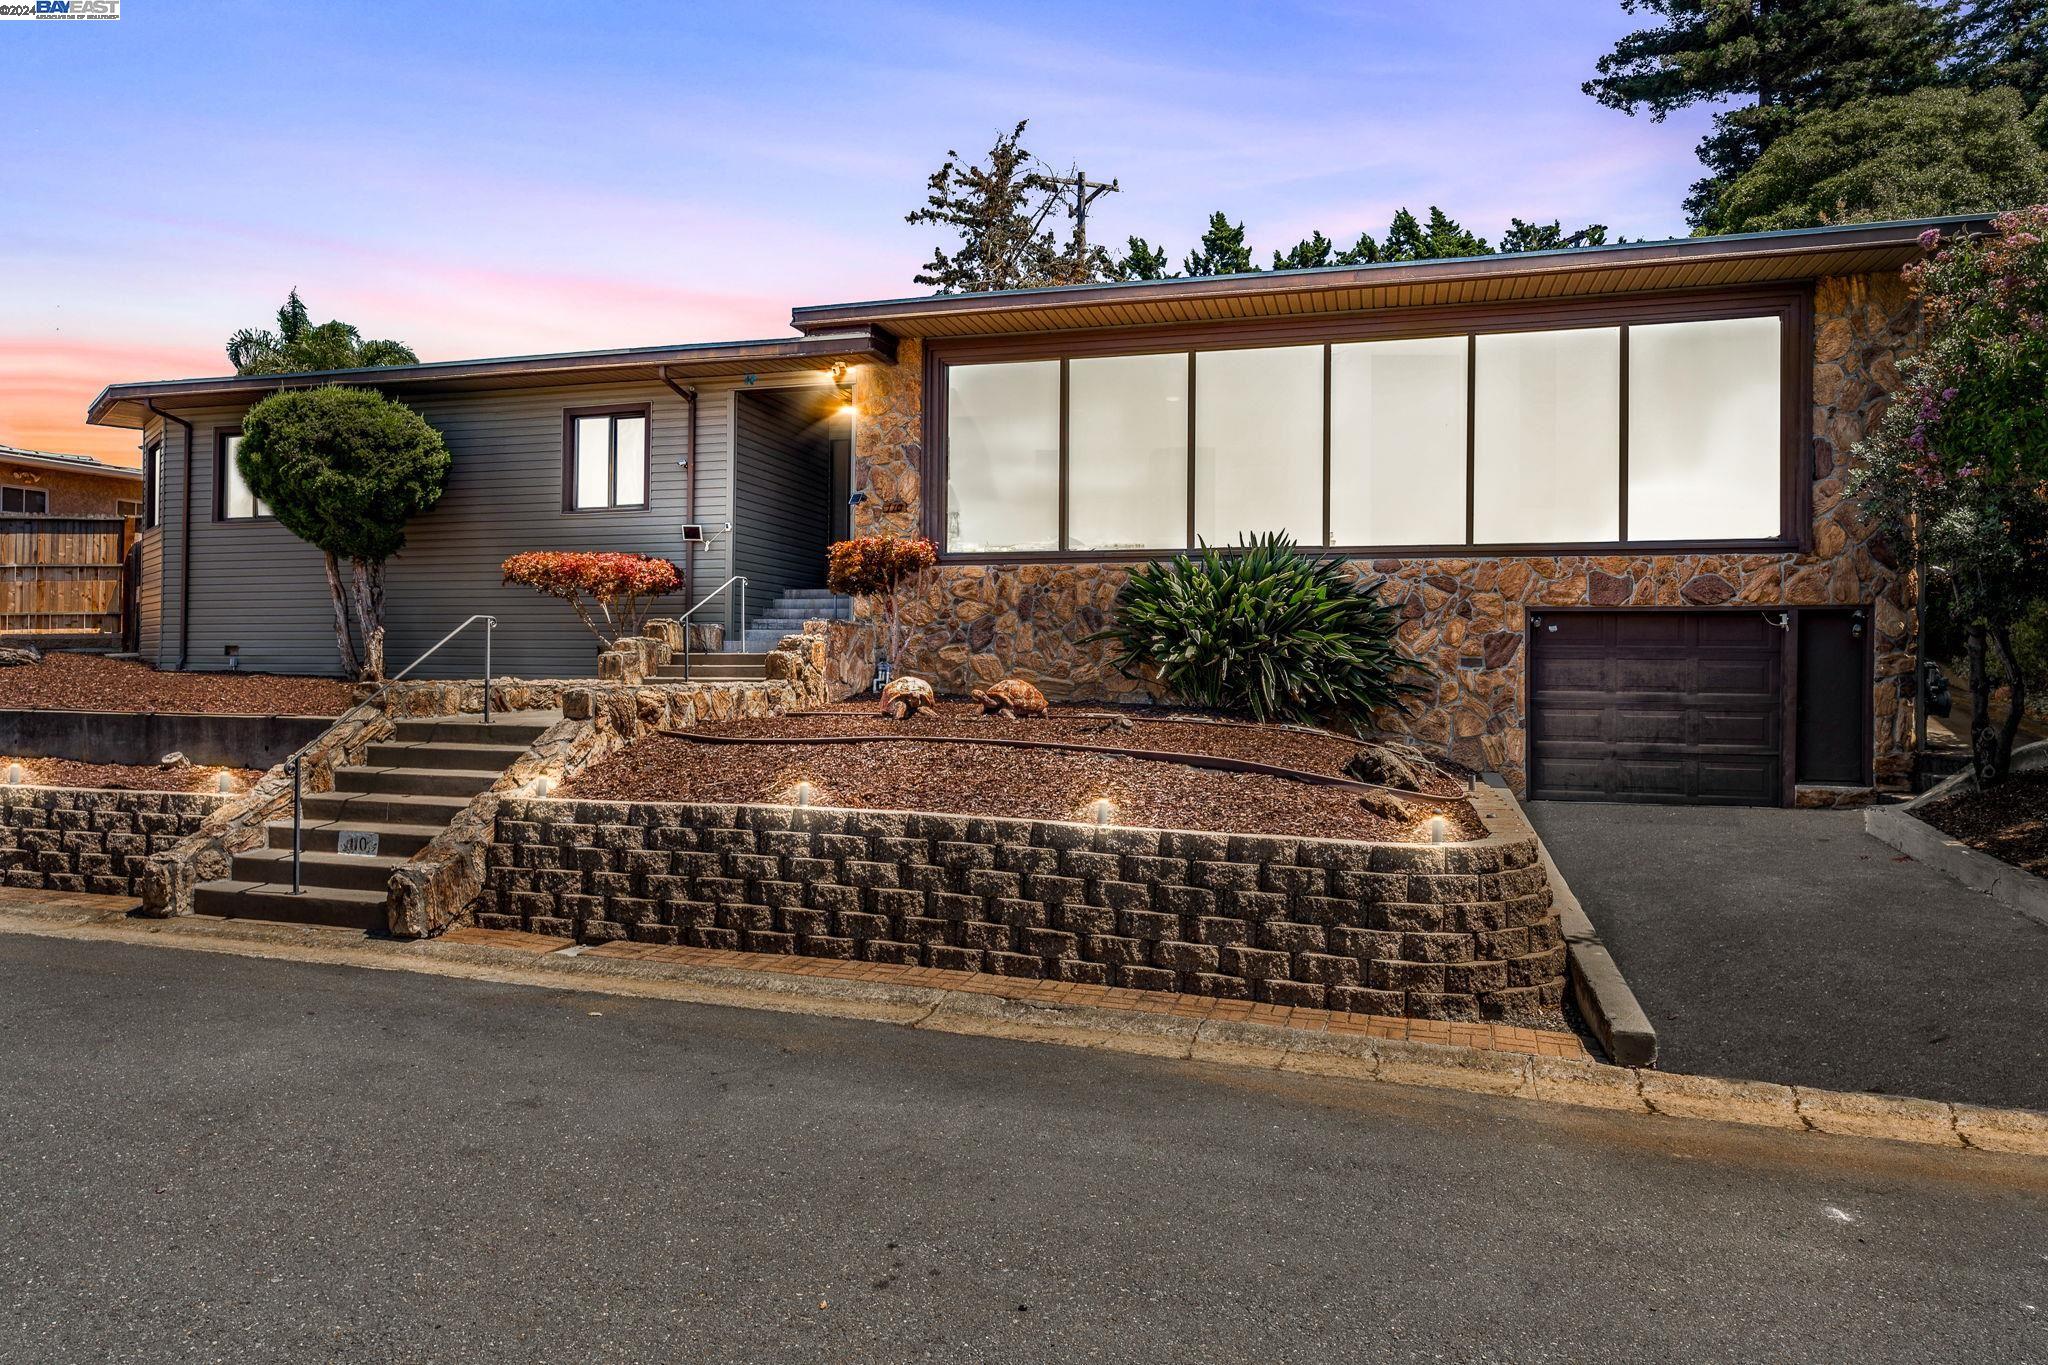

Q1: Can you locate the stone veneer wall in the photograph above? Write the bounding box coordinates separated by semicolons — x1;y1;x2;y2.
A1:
849;274;1920;790
1;787;227;897
475;782;1567;1023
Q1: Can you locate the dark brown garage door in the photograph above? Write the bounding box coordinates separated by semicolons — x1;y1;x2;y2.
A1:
1528;611;1784;805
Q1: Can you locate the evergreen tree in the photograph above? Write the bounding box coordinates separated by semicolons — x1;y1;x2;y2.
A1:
1707;84;2048;230
225;289;418;376
1499;218;1611;252
905;121;1065;293
1272;230;1339;270
1106;236;1175;281
1947;0;2048;110
1380;207;1491;260
1182;212;1260;276
1585;0;1948;225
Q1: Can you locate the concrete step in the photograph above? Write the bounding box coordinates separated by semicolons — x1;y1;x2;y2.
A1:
192;879;388;932
266;818;441;858
232;845;407;893
334;765;502;798
365;739;534;770
299;789;474;825
388;712;558;746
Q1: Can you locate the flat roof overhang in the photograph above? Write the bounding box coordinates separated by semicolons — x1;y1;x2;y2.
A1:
87;328;896;429
788;215;1991;340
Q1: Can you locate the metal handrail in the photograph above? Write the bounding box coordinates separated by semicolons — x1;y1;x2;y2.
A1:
675;575;747;682
283;613;498;894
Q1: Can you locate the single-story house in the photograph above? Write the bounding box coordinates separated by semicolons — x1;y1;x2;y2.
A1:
0;444;143;519
87;215;1970;806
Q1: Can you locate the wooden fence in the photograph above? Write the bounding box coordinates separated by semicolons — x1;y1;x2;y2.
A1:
0;517;134;638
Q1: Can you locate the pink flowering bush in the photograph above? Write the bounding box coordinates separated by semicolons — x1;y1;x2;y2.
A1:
501;551;681;645
1851;207;2048;784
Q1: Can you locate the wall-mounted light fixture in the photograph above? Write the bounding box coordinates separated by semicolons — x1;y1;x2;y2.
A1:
223;644;240;670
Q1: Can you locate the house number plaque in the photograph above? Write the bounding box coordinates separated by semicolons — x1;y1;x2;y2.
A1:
336;831;380;858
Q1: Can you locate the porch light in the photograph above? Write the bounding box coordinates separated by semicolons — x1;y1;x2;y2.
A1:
1427;815;1449;845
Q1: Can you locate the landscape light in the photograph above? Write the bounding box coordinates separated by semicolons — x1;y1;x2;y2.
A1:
5;764;19;786
793;780;815;809
532;775;551;798
1428;815;1449;845
1090;798;1114;827
216;770;235;794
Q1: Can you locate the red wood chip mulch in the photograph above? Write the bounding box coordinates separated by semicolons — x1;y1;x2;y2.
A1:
0;653;356;716
1917;774;2048;878
0;756;263;793
560;734;1483;842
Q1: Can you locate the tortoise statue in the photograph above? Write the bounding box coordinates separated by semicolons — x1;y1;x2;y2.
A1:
878;676;937;720
971;677;1048;719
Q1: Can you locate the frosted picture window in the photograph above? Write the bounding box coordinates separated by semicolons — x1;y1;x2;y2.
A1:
1067;352;1188;551
1472;328;1620;543
946;361;1060;553
1627;316;1782;540
1329;336;1468;546
1193;345;1323;544
219;435;269;519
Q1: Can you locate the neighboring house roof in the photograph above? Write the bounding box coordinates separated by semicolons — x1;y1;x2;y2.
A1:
788;214;1991;339
86;329;896;429
0;443;142;482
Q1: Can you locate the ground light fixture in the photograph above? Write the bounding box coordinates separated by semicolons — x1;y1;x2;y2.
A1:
216;770;235;794
531;775;551;798
1089;798;1114;827
5;763;19;786
792;780;816;809
1428;815;1449;844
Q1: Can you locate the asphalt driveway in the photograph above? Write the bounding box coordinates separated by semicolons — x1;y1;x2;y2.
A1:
1526;801;2048;1111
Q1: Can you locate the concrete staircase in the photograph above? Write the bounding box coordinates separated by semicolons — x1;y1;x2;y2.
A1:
193;710;558;931
650;587;851;683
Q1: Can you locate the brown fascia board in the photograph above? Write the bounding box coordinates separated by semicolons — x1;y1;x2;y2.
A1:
86;329;896;428
787;215;1993;334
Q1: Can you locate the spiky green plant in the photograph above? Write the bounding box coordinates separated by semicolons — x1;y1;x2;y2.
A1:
1087;533;1430;724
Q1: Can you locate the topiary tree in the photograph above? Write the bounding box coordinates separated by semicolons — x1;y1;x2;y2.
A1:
1087;533;1431;726
237;386;451;680
827;535;937;679
500;552;681;647
1850;207;2048;785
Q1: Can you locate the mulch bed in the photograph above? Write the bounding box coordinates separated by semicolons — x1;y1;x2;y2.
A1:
0;756;262;794
1917;774;2048;878
0;653;356;716
559;735;1484;842
698;701;1467;797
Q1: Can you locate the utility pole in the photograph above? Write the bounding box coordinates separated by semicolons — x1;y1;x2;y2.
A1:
1046;165;1119;278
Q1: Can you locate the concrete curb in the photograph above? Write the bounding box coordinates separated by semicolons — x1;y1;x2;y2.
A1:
1866;803;2048;930
1485;776;1658;1067
3;904;2043;1161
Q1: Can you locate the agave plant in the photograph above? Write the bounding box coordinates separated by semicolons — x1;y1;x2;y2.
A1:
1088;533;1430;725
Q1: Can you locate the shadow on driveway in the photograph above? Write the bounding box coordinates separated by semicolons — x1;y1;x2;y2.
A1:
1526;801;2048;1112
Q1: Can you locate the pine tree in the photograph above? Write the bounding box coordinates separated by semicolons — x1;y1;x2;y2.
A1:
1379;207;1491;260
1182;212;1260;276
1106;236;1175;281
1948;0;2048;110
1585;0;1947;225
225;289;418;376
1499;218;1611;252
906;121;1065;293
1272;230;1339;270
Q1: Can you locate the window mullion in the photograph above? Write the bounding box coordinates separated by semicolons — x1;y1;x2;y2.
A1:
1618;324;1630;543
1321;344;1332;549
1057;358;1070;552
1464;334;1476;547
1185;352;1197;550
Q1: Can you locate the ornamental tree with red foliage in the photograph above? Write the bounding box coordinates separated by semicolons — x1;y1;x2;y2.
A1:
827;535;937;673
501;551;681;647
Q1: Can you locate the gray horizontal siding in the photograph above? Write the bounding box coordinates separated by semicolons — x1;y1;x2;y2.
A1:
733;386;834;624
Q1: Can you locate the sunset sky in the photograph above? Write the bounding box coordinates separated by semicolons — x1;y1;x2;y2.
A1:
0;1;1714;466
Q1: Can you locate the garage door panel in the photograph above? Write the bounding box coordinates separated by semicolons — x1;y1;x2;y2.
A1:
1530;610;1784;806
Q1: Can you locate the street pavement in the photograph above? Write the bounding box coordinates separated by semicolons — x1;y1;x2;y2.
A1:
2;934;2044;1363
1527;801;2048;1111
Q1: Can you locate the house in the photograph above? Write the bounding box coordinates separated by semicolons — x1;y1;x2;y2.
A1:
0;444;143;519
86;215;1972;806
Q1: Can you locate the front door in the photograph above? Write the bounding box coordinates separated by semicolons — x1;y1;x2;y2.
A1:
1795;609;1868;786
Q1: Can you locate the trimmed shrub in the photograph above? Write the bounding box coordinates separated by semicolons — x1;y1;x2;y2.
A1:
501;551;681;646
1089;533;1429;725
826;535;937;674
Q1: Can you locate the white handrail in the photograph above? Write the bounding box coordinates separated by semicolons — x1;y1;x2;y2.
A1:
283;614;498;895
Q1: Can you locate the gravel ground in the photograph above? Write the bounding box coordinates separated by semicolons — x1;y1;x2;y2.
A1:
561;734;1481;840
1916;774;2048;877
0;653;355;715
0;756;262;793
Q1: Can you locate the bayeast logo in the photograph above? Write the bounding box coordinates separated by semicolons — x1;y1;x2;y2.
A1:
0;0;122;18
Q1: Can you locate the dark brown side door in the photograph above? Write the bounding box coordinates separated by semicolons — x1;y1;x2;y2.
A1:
1528;610;1784;805
1795;609;1868;786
